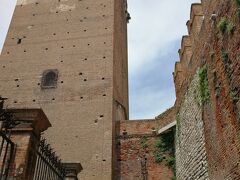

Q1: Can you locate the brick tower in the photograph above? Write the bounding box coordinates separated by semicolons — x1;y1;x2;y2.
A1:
0;0;129;179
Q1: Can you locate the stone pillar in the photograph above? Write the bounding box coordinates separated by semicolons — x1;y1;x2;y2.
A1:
64;163;83;180
7;109;51;180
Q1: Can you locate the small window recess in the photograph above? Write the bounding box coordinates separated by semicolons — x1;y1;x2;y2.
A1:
41;69;59;89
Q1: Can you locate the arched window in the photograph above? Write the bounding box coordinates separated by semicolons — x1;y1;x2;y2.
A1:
41;69;58;89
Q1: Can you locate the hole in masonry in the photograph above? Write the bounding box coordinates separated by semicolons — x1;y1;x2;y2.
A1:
37;83;40;86
84;79;87;81
103;94;106;96
73;45;76;47
79;72;83;75
24;50;26;52
102;159;106;162
45;48;48;50
80;96;83;99
16;85;20;87
35;2;39;5
14;101;17;104
14;79;19;81
7;52;10;54
17;38;22;44
61;81;64;83
33;99;36;102
84;58;87;61
3;66;5;68
52;98;55;101
87;44;90;46
56;11;58;13
99;115;104;118
102;77;105;80
84;30;87;32
94;119;98;123
53;33;56;35
61;46;64;48
103;56;106;59
60;60;63;63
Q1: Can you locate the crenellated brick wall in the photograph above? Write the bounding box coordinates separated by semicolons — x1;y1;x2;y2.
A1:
174;0;240;179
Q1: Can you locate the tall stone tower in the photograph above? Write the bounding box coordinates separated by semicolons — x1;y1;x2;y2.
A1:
0;0;129;179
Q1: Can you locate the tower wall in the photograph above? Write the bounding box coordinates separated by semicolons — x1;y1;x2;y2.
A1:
0;0;128;179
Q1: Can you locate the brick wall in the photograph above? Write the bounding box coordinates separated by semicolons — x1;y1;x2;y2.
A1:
115;107;176;180
174;0;240;179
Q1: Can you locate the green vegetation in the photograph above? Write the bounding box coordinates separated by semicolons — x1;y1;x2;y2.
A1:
236;0;240;18
176;113;181;139
227;22;235;35
236;0;240;6
230;90;239;103
221;49;233;81
153;128;176;179
217;17;228;34
140;136;148;150
217;17;235;35
198;66;210;105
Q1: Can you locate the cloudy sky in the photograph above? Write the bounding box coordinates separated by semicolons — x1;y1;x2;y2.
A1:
0;0;200;119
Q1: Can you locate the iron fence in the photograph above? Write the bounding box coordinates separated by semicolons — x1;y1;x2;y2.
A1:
0;97;16;179
33;138;66;180
0;131;15;180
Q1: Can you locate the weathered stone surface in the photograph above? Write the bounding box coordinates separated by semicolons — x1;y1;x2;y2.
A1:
176;72;209;180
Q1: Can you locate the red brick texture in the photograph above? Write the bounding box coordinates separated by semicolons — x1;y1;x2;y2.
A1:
115;107;176;180
174;0;240;179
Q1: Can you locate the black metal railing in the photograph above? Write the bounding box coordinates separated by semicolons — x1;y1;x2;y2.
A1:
0;97;16;179
0;131;15;180
33;138;66;180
